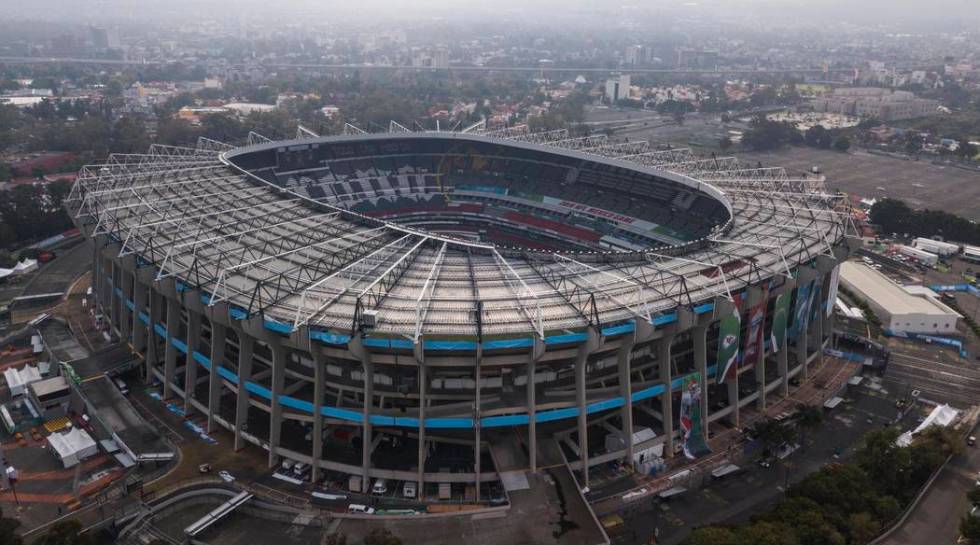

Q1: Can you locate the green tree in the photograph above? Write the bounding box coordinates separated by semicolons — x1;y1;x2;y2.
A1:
34;519;91;545
833;136;851;152
719;136;733;150
855;428;911;499
735;521;799;545
684;526;739;545
967;488;980;506
846;512;880;544
793;404;823;449
363;528;402;545
961;514;980;544
0;506;22;545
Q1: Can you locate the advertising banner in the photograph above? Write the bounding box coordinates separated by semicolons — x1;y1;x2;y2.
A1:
825;264;840;318
716;297;742;382
679;372;711;459
770;291;791;352
742;287;768;369
789;281;813;341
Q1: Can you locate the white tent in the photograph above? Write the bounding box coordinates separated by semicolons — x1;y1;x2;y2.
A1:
896;404;959;447
12;259;38;275
47;427;99;468
3;365;43;396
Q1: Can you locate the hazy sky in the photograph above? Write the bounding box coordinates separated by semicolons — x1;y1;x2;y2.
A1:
2;0;977;28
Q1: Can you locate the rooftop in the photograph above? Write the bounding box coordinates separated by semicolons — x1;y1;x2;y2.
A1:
840;261;957;317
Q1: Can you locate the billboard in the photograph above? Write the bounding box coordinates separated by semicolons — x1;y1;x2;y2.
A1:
770;291;791;352
716;297;742;382
679;372;711;459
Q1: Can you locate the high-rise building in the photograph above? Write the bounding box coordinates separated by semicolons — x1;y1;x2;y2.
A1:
625;45;645;66
605;74;631;103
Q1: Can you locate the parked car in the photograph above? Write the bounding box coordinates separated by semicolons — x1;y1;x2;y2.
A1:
113;378;129;396
198;463;212;474
347;504;375;514
372;479;387;495
219;470;235;483
968;435;976;447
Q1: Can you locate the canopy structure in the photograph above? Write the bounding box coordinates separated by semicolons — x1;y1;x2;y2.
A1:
3;365;42;397
47;427;98;468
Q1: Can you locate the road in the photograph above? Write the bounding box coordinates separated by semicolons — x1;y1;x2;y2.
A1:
883;351;980;408
879;423;980;545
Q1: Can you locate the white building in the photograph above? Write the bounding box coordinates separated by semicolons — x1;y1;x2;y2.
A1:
913;237;959;257
605;74;631;103
840;262;959;334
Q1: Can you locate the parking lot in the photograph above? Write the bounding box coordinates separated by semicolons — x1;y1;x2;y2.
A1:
737;147;980;221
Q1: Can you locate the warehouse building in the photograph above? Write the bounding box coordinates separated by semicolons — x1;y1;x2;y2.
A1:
840;262;959;334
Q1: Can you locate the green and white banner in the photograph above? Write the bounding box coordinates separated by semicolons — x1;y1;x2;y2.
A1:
716;299;742;382
770;291;791;352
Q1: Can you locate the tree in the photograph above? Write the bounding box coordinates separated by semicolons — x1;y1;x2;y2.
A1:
968;488;980;507
684;526;739;545
34;519;91;545
846;512;880;544
833;136;851;152
793;404;823;449
855;428;912;499
751;417;795;456
804;125;833;149
961;514;980;544
363;528;402;545
0;506;22;545
719;136;733;150
735;521;799;545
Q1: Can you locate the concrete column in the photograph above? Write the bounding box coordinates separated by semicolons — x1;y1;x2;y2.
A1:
727;377;739;429
693;324;709;441
268;343;287;468
361;356;374;488
575;334;592;487
206;323;226;434
617;341;635;467
417;361;427;493
755;344;767;411
110;260;121;332
795;311;809;381
659;336;675;458
145;289;161;385
183;311;202;413
132;280;147;353
474;343;483;501
526;359;536;472
233;334;254;451
163;298;181;400
120;270;133;344
779;336;790;398
311;352;325;483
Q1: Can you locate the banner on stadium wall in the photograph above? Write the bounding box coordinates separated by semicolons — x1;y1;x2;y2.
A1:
825;264;840;318
788;281;813;341
742;287;768;369
770;291;791;352
679;372;711;460
810;285;822;324
716;296;742;382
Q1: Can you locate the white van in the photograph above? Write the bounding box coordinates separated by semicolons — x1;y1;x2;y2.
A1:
292;462;309;477
113;378;129;396
281;459;295;472
347;504;375;514
371;479;388;495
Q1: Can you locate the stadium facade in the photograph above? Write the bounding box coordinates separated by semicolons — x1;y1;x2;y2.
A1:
66;126;855;498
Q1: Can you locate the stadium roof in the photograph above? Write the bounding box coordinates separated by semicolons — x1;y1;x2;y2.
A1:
66;125;852;339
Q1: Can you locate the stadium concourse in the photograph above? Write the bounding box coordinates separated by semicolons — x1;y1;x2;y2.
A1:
64;123;856;502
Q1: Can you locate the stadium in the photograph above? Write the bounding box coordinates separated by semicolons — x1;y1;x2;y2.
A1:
66;125;855;502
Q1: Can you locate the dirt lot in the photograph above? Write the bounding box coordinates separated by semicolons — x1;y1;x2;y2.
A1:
736;147;980;221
